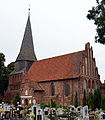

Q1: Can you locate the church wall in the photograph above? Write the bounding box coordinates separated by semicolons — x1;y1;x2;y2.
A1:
36;78;79;106
4;73;24;103
78;43;102;105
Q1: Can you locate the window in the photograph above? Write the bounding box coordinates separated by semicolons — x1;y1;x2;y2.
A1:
92;80;95;88
65;83;70;96
88;79;91;88
51;83;55;96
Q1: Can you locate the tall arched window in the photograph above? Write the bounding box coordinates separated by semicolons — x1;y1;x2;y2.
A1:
92;80;95;88
65;83;70;96
51;83;55;96
88;79;91;88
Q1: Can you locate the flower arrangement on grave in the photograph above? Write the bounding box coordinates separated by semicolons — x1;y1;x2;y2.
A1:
20;110;25;114
0;110;5;113
59;113;69;117
30;112;35;118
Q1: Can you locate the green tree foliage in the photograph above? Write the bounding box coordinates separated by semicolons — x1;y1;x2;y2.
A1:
88;89;101;110
82;89;87;106
40;103;47;109
50;99;56;108
7;62;14;74
87;0;105;44
0;53;8;97
101;96;105;110
13;93;20;106
74;92;78;107
93;88;101;109
88;94;94;110
0;52;14;101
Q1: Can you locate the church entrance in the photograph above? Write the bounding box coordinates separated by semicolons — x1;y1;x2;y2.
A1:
25;99;28;106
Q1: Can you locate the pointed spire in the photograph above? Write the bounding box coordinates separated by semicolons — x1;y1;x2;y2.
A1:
16;12;37;61
11;8;37;74
28;4;30;17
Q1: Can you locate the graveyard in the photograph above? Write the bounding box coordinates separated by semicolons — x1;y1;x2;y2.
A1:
0;102;105;120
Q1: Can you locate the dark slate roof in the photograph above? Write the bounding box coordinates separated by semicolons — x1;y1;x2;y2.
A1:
27;50;84;82
16;15;37;61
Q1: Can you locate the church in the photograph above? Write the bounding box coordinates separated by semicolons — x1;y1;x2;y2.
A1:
4;12;103;106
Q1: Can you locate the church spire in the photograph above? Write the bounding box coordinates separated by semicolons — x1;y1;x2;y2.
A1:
16;11;37;61
12;10;37;74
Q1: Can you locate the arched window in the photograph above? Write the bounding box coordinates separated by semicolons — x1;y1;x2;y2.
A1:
65;83;70;96
88;79;91;88
92;80;95;88
51;83;55;96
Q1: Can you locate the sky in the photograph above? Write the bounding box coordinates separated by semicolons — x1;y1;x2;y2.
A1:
0;0;105;82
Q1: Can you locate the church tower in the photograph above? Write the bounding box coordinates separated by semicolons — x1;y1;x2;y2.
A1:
12;11;37;74
4;10;37;103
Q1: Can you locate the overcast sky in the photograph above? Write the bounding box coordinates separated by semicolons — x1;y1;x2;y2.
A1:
0;0;105;82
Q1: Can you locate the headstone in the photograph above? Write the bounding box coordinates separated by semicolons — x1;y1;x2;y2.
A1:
102;114;105;119
82;105;89;119
32;104;44;120
51;108;56;115
99;112;105;120
32;105;37;120
68;105;75;112
4;105;10;111
57;108;64;115
76;106;83;114
44;107;50;116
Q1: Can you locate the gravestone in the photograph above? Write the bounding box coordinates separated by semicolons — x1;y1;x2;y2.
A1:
32;105;37;120
68;105;75;112
51;107;56;115
76;106;83;114
57;108;64;115
32;104;44;120
82;105;89;119
99;112;105;120
44;107;50;116
102;114;105;119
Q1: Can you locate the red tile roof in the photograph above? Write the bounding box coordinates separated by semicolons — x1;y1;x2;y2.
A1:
27;50;85;82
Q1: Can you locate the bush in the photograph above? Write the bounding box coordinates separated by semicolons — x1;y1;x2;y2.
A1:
40;103;47;109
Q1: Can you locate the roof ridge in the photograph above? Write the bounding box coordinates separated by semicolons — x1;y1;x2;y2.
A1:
36;50;85;62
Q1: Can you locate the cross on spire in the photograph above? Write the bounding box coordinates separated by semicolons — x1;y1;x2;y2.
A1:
28;4;30;17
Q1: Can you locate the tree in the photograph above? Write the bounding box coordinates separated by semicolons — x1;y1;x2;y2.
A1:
0;53;14;102
74;92;78;107
82;89;87;106
0;53;8;98
50;99;56;108
88;94;94;110
40;103;47;109
93;88;101;109
7;62;14;74
13;93;20;106
87;0;105;44
101;96;105;110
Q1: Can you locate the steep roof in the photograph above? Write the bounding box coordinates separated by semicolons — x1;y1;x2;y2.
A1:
16;15;37;61
27;50;84;82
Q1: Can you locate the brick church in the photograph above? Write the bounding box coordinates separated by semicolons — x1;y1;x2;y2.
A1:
4;13;104;106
